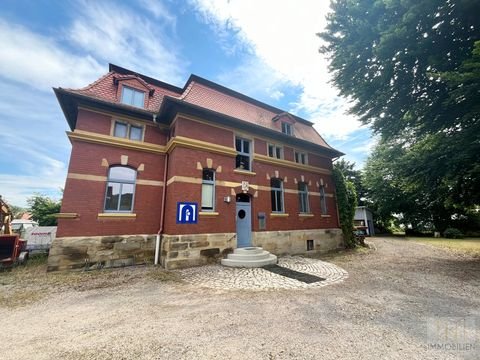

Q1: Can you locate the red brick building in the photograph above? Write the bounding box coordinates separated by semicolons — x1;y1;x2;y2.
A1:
48;64;344;271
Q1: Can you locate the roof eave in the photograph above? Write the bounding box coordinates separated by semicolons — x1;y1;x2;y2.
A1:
53;88;157;130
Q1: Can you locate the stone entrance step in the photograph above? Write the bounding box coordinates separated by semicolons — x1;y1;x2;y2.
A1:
221;247;277;268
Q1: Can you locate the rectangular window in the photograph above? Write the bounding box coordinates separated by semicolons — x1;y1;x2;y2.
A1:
121;86;145;108
320;185;328;215
281;122;293;135
268;144;283;159
113;121;144;141
298;182;310;213
270;178;284;212
201;169;215;211
235;137;251;171
294;151;308;165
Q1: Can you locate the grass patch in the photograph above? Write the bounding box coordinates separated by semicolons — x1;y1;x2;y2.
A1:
406;237;480;257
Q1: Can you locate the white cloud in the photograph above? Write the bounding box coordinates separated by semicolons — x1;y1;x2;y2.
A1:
190;0;365;140
69;0;187;85
215;56;292;102
0;0;187;206
0;20;103;91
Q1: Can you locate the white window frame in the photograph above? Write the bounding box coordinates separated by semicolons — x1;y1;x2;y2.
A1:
201;169;215;211
113;120;144;141
104;166;136;212
121;86;145;108
281;122;293;136
235;136;252;171
298;182;310;213
294;151;308;165
268;143;283;159
271;178;284;213
320;185;328;215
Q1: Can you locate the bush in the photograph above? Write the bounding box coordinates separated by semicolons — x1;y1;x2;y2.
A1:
443;228;464;239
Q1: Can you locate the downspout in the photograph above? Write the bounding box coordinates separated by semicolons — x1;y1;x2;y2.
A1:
154;114;168;266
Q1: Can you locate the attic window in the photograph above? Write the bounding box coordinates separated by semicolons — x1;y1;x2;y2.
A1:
121;86;145;108
281;122;293;135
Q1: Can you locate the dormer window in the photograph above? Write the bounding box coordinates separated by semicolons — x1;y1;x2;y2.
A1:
281;122;293;135
121;86;145;108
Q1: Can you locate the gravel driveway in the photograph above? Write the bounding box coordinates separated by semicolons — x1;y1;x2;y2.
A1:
1;237;478;359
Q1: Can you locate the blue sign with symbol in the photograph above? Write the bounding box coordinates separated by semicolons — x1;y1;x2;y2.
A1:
176;202;198;224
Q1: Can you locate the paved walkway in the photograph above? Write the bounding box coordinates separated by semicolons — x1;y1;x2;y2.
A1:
177;256;348;291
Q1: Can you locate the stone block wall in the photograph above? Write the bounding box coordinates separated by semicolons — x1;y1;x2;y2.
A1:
47;234;156;271
253;228;343;256
47;228;343;272
161;232;236;270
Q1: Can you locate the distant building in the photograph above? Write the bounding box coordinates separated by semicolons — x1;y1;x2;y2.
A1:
49;64;345;271
354;206;375;236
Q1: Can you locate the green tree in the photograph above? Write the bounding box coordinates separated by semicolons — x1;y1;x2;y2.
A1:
27;194;61;226
333;167;358;247
334;159;366;205
320;0;480;230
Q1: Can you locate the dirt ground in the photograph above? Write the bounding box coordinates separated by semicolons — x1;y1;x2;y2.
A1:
1;237;479;359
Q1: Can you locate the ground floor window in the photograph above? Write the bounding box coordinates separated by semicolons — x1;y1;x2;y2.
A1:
320;185;327;214
271;178;284;212
298;182;309;213
104;166;136;212
201;169;215;211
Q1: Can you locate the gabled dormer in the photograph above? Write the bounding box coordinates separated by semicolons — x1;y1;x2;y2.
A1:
113;74;155;109
272;112;296;136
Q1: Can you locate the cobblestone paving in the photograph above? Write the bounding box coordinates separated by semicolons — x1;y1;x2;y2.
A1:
177;256;348;291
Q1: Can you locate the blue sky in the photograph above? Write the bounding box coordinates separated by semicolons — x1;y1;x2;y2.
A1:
0;0;373;207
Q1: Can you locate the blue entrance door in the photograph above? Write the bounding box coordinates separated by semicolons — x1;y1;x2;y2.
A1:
236;194;252;248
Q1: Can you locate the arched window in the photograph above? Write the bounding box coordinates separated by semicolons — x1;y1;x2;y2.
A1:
104;166;136;212
271;178;284;213
298;182;310;213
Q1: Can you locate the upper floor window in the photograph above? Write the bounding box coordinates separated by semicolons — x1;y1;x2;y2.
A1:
271;178;284;213
268;144;283;159
298;182;310;213
114;121;143;141
201;169;215;211
104;166;136;212
235;137;251;171
294;151;308;165
320;185;328;215
121;86;145;108
281;122;293;135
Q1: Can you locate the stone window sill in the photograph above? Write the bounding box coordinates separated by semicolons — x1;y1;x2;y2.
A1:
234;169;256;176
270;213;289;217
54;212;79;219
199;211;219;216
98;213;136;219
298;213;314;218
321;214;331;218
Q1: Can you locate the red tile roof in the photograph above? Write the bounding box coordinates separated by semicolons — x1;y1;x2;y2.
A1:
60;64;335;150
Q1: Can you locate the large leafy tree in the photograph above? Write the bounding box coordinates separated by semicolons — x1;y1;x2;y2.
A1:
334;159;366;205
320;0;480;230
27;194;61;226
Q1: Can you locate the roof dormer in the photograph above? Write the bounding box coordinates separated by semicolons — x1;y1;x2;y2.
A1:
272;112;296;136
113;74;155;109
